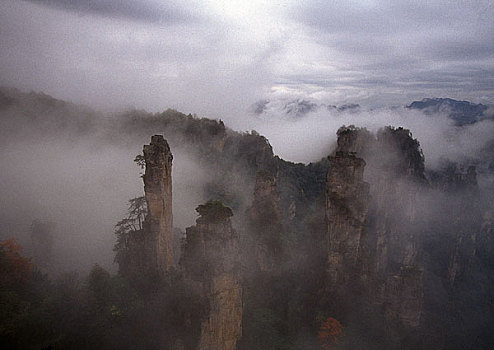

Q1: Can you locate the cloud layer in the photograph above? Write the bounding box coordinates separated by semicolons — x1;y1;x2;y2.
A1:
1;0;493;120
25;0;201;24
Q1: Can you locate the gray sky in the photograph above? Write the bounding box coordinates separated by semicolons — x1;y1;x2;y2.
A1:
1;0;493;120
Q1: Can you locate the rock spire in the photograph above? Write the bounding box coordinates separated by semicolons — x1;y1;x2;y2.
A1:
143;135;175;273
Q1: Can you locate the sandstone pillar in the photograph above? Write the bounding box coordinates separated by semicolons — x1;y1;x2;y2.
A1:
182;202;242;350
143;135;174;273
326;151;370;286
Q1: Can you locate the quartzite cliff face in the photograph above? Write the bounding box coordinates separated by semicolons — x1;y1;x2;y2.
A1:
143;135;175;273
140;136;243;350
181;203;242;350
326;151;369;286
123;128;485;349
326;126;424;330
370;128;425;329
442;166;480;285
246;171;283;271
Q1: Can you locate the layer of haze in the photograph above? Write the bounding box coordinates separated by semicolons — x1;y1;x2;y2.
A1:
1;0;493;275
1;90;493;276
0;109;212;274
238;105;494;168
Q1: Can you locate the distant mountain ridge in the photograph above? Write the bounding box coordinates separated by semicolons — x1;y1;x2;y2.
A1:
407;97;492;126
250;96;493;126
249;98;361;117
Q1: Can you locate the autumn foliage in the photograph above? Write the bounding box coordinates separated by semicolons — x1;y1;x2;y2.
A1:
0;238;33;283
318;317;343;350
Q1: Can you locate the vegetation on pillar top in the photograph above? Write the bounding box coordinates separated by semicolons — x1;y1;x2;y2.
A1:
196;200;233;223
143;135;172;162
150;134;167;146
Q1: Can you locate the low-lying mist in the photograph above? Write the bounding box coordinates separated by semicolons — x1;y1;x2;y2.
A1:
1;89;493;277
234;103;494;171
0;107;215;274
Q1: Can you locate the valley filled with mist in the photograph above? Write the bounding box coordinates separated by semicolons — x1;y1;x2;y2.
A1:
2;1;494;349
1;87;494;349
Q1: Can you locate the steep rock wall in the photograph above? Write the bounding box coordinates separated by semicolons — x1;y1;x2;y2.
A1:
372;128;425;328
326;151;370;286
143;135;175;273
445;166;480;285
246;171;283;271
328;126;425;329
383;266;423;329
181;203;242;350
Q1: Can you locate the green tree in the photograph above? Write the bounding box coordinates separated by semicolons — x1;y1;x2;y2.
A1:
196;200;233;223
113;197;147;275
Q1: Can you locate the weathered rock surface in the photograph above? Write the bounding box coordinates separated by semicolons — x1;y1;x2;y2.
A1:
143;135;175;273
446;166;480;285
247;171;283;271
371;128;425;329
326;151;369;286
383;266;424;328
327;126;425;329
182;203;242;350
199;273;242;350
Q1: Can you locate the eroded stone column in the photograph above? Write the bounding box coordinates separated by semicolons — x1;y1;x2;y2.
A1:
143;135;174;273
247;171;283;271
182;202;242;350
326;151;370;286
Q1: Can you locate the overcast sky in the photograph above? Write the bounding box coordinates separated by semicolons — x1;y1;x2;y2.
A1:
1;0;493;119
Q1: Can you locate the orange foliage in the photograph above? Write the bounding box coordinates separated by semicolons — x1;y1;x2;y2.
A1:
0;238;33;282
318;317;343;350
